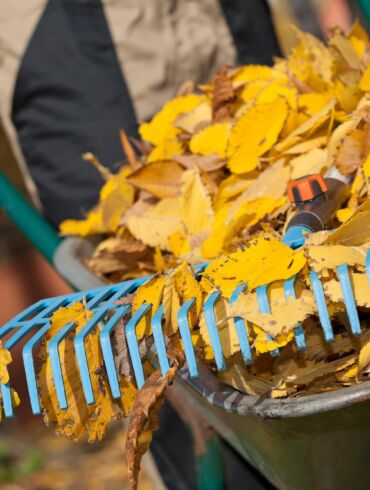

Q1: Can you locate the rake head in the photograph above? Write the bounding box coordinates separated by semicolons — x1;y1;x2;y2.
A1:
0;246;369;419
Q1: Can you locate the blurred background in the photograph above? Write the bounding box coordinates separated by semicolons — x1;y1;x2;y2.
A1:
0;0;368;488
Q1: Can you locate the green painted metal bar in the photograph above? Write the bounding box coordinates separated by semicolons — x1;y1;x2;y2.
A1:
0;170;61;263
357;0;370;26
196;435;225;490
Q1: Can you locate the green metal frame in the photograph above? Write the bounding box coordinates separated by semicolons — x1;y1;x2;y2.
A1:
358;0;370;26
0;171;60;263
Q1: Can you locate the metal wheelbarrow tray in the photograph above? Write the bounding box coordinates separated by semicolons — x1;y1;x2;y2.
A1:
54;237;370;490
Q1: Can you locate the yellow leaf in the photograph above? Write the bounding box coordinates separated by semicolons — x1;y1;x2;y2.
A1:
153;247;166;272
233;65;288;83
336;207;354;223
202;197;286;259
147;139;184;163
306;244;369;273
358;339;370;375
298;92;333;116
139;94;204;145
253;327;295;354
288;29;333;91
199;295;240;358
284;136;327;155
132;276;166;339
348;20;369;59
232;288;316;337
126;197;182;251
168;230;190;257
359;64;370;92
256;82;297;109
189;123;232;158
240;80;269;104
60;166;135;237
363;153;370;177
324;271;370;308
325;198;370;246
203;236;306;297
290;148;327;180
0;341;12;385
276;99;336;154
179;169;213;236
39;302;138;442
161;262;204;335
126;161;184;199
174;101;212;134
227;160;290;221
227;99;288;173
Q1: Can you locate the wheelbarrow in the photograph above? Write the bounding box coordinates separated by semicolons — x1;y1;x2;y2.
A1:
2;168;370;489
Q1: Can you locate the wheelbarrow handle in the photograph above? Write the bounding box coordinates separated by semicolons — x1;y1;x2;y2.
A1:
0;170;61;263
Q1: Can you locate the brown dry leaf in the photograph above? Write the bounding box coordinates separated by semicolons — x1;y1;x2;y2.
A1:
88;235;152;276
218;364;274;396
126;161;184;199
125;350;185;490
120;130;142;171
174;153;226;172
174;101;212;134
285;355;357;387
212;64;237;122
126;197;182;251
335;127;368;176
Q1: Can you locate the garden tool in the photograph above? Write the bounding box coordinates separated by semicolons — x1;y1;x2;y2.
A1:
1;168;369;419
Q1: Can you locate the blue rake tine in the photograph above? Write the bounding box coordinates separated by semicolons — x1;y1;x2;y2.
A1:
75;306;112;405
48;322;76;410
178;299;199;377
284;276;306;351
203;292;226;371
152;305;170;377
309;271;334;342
256;285;280;358
126;303;152;389
230;283;252;365
100;305;130;400
336;264;361;335
1;321;49;417
23;323;50;414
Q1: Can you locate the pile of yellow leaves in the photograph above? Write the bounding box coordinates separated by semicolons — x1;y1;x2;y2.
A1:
58;24;370;423
3;24;370;489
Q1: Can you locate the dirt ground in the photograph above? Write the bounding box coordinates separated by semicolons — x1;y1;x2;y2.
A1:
0;418;154;490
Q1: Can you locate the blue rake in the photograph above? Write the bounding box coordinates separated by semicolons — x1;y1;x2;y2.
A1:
1;172;369;418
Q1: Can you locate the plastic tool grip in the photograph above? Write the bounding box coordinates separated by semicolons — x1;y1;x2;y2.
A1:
287;174;350;233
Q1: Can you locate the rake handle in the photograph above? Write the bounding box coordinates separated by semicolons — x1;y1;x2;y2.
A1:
287;176;350;233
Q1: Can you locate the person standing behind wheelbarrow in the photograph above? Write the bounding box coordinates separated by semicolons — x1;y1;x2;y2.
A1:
0;1;280;488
